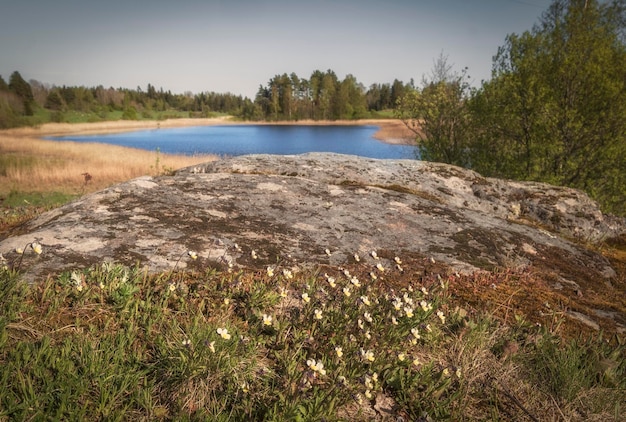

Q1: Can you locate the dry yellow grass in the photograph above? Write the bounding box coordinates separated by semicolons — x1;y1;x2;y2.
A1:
0;124;218;195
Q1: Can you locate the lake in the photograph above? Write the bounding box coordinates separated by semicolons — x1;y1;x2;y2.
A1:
48;125;418;159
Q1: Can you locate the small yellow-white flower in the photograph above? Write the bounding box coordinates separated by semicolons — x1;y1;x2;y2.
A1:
251;250;258;259
412;357;421;367
182;338;191;347
396;264;404;272
357;319;364;330
364;389;373;399
394;256;402;264
350;277;361;287
240;381;250;393
421;286;429;296
455;368;462;378
425;324;432;333
360;295;371;306
376;263;385;272
335;346;343;358
306;358;326;375
397;352;406;362
360;348;375;362
224;298;231;306
365;330;372;339
404;306;414;318
342;286;351;297
262;314;273;326
314;309;323;320
392;297;403;311
411;327;421;339
355;393;363;405
420;300;431;312
208;341;216;353
279;287;288;298
325;248;332;256
327;277;336;288
363;312;373;323
282;268;293;279
371;251;379;259
437;310;446;324
266;266;274;277
217;328;231;340
391;316;398;325
343;268;351;277
168;282;176;292
234;243;242;252
354;253;361;262
369;271;377;280
301;292;311;303
187;250;197;260
15;247;24;255
31;242;43;255
443;368;451;377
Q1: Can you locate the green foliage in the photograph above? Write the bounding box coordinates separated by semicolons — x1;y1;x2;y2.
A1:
395;0;626;216
0;190;76;208
44;90;65;111
8;71;34;116
0;255;624;420
256;70;411;121
472;0;626;214
529;333;626;413
396;53;473;167
0;91;26;129
121;105;138;120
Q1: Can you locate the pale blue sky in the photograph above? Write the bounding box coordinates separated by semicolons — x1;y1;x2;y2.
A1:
0;0;551;98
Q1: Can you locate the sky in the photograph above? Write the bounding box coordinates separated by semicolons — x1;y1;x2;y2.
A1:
0;0;553;99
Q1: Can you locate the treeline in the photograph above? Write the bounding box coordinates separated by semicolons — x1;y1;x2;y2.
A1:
254;70;411;120
396;0;626;215
0;74;256;128
0;69;410;129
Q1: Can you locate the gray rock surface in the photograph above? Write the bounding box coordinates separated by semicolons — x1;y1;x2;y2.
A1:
1;153;623;286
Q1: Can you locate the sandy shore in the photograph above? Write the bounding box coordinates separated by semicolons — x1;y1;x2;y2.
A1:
4;117;417;146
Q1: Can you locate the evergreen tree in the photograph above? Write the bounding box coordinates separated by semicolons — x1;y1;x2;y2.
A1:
0;75;9;91
8;71;34;115
45;90;65;111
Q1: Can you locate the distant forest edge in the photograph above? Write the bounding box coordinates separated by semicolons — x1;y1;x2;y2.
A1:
1;0;625;216
0;69;408;128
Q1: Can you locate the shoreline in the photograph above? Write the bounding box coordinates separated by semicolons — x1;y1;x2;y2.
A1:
3;117;417;147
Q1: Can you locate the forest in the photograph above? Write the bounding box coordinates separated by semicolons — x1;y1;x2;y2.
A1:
0;68;409;128
1;0;624;215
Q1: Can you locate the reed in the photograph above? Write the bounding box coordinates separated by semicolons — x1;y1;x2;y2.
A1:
0;130;216;195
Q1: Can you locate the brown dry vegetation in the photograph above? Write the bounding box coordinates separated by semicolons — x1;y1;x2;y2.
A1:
0;120;225;195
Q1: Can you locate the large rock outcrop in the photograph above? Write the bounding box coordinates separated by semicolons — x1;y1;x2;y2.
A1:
1;153;624;332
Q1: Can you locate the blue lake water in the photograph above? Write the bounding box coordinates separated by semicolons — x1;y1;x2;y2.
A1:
48;125;418;159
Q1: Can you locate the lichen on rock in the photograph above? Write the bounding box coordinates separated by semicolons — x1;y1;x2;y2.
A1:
1;152;624;332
